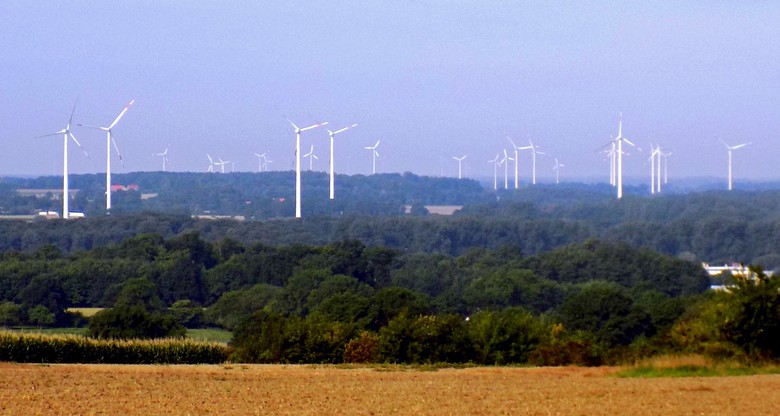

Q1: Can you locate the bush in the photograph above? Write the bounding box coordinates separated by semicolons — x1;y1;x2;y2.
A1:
87;305;185;340
343;331;379;363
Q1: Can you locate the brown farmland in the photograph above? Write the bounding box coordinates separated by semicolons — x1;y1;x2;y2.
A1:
1;363;778;415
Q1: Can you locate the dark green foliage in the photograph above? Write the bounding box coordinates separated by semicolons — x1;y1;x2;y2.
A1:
468;308;548;365
0;301;23;326
230;310;354;364
377;312;473;364
368;287;431;329
720;267;780;360
87;305;185;340
559;281;653;346
205;284;282;330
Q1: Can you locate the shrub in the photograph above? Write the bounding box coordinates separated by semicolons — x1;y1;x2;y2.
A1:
343;331;379;363
88;305;185;340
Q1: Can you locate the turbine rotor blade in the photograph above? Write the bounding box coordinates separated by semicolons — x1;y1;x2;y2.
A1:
70;132;89;157
107;99;135;129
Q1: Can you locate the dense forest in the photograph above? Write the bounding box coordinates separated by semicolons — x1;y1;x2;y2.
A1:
0;233;719;363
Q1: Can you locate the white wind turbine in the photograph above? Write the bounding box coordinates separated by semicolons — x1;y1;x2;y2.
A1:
36;100;89;219
288;118;328;219
553;158;564;184
253;152;266;172
648;143;661;194
499;149;513;189
488;153;500;190
303;145;318;171
527;139;545;185
365;139;380;174
155;147;169;172
327;124;357;200
600;139;617;186
662;150;671;185
78;99;134;212
206;154;217;172
720;139;750;191
507;137;532;189
452;155;467;179
600;114;637;199
216;158;229;173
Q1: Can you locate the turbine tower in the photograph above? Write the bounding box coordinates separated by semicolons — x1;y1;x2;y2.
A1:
499;149;513;189
288;118;328;219
553;158;564;184
36;100;89;219
527;139;545;185
365;139;380;174
253;152;266;172
601;114;636;199
507;136;532;189
303;145;318;171
327;124;357;200
488;153;500;190
155;147;169;172
78;99;134;212
720;139;750;191
647;143;665;194
662;151;671;185
452;155;467;179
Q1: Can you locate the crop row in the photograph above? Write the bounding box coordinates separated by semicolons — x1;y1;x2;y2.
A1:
0;331;230;364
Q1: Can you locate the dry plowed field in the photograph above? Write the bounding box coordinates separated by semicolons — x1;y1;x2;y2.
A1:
1;363;778;415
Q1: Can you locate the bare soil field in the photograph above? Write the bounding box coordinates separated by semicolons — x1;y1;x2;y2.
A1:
0;363;778;415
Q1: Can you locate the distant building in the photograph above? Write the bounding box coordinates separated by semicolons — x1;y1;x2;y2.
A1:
111;184;140;192
702;262;772;291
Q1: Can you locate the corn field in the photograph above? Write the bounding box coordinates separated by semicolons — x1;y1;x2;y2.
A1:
0;331;230;364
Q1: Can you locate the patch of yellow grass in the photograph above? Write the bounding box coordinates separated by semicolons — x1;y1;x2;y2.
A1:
66;307;104;317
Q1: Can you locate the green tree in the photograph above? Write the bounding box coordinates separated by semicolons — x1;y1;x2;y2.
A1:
88;305;185;339
27;305;55;327
720;267;780;360
0;301;23;326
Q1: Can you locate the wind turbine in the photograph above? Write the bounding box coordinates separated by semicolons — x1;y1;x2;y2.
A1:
78;99;134;212
600;114;637;199
365;139;380;174
452;155;467;179
648;143;660;194
327;123;357;200
488;153;500;190
662;150;671;185
216;158;229;173
154;147;169;172
36;100;89;219
288;118;328;219
553;158;564;184
527;139;545;185
600;139;617;186
303;145;318;171
253;152;266;172
720;139;750;191
206;154;217;172
507;136;532;189
499;149;513;189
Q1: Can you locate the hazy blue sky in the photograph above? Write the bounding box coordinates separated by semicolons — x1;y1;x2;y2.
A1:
2;1;779;184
